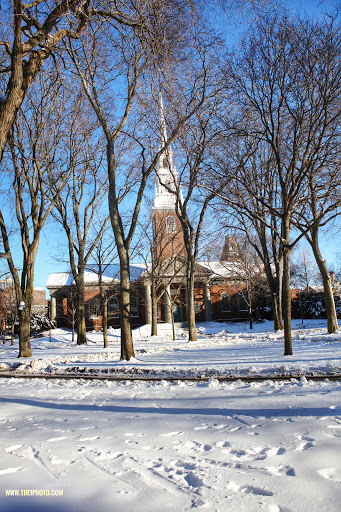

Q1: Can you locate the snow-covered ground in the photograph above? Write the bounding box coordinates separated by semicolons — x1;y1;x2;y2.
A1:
0;320;340;511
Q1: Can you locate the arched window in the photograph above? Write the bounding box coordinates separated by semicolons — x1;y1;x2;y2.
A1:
108;297;119;317
221;292;230;312
89;298;100;318
163;157;169;168
131;296;139;317
166;215;176;233
238;294;248;312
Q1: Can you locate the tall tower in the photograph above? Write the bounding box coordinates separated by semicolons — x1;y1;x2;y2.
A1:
150;95;185;260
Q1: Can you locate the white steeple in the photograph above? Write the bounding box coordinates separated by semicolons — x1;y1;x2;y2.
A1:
152;93;181;211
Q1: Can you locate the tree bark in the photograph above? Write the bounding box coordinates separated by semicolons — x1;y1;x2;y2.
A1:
309;229;339;334
75;268;87;345
102;298;108;348
18;307;32;357
260;232;283;330
151;280;158;336
272;294;282;331
281;236;293;355
119;262;134;359
107;142;135;360
17;243;39;357
186;260;197;342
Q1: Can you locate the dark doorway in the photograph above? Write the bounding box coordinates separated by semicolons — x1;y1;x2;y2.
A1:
173;302;182;323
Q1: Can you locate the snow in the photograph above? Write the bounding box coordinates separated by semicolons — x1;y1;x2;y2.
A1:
46;264;146;288
0;319;340;511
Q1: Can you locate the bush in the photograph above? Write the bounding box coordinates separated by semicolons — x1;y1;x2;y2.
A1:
14;314;56;335
30;314;56;335
292;293;341;319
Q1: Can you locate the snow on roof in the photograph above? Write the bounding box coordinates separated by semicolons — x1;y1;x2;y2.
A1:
45;272;75;288
199;261;242;279
46;263;147;289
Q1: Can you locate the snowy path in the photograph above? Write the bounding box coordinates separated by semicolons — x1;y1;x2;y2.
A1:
0;377;340;512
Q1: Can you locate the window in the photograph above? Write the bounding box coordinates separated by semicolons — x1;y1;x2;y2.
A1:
108;297;119;317
238;294;248;312
221;293;230;312
163;157;169;168
166;215;176;233
131;296;139;317
56;297;66;317
194;301;200;316
89;298;100;318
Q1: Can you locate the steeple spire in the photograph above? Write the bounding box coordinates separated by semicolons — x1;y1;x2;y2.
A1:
158;92;173;169
152;92;179;210
159;92;168;146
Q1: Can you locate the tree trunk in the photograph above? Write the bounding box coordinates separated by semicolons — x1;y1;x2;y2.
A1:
72;319;75;343
151;280;158;336
18;247;38;357
11;322;15;345
263;256;283;330
249;304;253;329
76;270;87;345
309;229;339;333
103;298;108;348
119;262;134;360
282;239;293;356
18;307;32;357
187;260;197;342
171;304;176;341
272;294;282;331
107;143;134;360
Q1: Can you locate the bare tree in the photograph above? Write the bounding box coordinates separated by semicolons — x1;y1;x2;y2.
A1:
64;8;217;358
0;0;166;163
291;248;321;290
0;71;76;357
53;109;110;346
0;276;17;345
88;225;118;348
65;286;77;343
227;236;266;329
213;143;285;331
220;11;341;353
0;0;105;163
160;86;225;341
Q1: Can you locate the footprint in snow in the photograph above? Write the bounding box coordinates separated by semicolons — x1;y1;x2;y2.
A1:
175;460;197;470
160;431;182;437
318;468;341;483
240;485;274;496
226;481;273;496
267;465;296;477
215;441;231;449
296;440;315;451
184;473;204;488
268;506;294;512
261;446;286;457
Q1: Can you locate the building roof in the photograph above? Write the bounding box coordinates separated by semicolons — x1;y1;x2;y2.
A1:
199;261;244;279
46;263;147;289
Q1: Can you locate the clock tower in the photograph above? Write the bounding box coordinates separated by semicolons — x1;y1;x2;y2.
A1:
150;95;185;260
